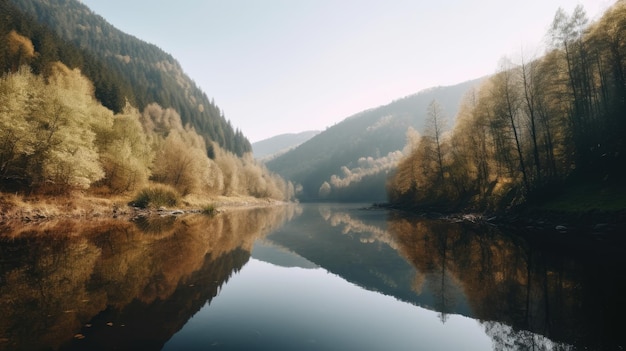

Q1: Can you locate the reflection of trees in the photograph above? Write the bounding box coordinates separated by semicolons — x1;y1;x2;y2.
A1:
387;219;464;322
0;205;298;351
388;215;625;350
431;226;455;324
320;206;398;248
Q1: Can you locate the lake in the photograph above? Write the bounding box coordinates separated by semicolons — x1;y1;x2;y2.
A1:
0;203;624;350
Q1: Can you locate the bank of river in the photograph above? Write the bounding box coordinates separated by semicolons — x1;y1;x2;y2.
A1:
0;193;288;227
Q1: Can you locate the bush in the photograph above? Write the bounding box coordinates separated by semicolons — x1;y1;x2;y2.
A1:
201;204;217;216
131;185;180;209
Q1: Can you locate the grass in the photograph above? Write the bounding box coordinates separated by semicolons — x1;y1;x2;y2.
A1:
130;185;180;209
0;192;128;221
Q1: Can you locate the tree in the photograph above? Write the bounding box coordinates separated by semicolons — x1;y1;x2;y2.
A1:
424;100;448;182
95;104;153;193
549;6;595;171
491;59;530;192
6;30;36;71
0;65;105;191
519;53;543;185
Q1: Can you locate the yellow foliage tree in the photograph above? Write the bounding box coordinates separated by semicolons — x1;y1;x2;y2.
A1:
6;30;37;71
95;104;154;193
0;65;105;191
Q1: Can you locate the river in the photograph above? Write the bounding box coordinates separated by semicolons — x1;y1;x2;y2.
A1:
0;203;624;350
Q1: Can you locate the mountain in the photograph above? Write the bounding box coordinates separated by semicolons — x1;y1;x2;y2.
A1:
7;0;250;156
252;130;320;161
266;78;484;202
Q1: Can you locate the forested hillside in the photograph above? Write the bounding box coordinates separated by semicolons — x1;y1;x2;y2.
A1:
0;0;293;202
266;78;482;201
252;131;319;160
0;0;133;110
6;0;250;156
388;3;626;212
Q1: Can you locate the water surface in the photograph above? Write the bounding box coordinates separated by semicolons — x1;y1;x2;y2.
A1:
0;203;624;350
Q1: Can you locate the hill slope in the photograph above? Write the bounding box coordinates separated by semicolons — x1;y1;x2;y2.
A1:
9;0;250;156
266;78;483;201
252;131;320;161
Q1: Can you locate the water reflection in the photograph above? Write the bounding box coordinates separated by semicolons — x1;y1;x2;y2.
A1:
1;203;624;350
295;205;625;350
0;205;299;351
388;214;626;350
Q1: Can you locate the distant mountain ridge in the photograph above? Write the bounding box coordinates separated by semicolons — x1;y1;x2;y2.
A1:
252;131;320;161
9;0;250;156
266;78;484;201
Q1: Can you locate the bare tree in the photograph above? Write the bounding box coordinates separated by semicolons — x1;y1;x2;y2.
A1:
425;100;448;182
492;59;530;192
520;52;542;185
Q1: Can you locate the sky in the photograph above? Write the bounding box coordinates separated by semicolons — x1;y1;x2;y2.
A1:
81;0;613;142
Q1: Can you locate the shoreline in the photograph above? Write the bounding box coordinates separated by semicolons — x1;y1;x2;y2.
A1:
374;202;626;244
0;193;290;226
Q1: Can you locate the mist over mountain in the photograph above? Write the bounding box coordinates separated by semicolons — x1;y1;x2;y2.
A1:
252;131;320;161
265;78;483;202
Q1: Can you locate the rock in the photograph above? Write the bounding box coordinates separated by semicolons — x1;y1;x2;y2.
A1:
171;210;184;215
555;225;567;232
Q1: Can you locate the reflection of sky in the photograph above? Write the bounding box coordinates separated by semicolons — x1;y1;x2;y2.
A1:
163;258;493;351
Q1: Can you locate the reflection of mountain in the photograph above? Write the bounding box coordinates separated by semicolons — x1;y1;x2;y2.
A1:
0;205;298;351
264;204;626;350
262;204;472;317
252;240;318;269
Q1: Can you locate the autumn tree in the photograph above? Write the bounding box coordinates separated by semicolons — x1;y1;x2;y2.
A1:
491;59;530;192
549;6;597;171
519;53;543;184
5;30;36;71
389;2;626;210
0;65;105;192
424;100;448;182
95;104;154;193
137;104;206;195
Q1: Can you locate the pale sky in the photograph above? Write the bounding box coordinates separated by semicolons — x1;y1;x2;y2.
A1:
81;0;613;142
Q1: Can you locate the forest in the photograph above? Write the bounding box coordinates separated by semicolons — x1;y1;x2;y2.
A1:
2;0;251;157
388;3;626;212
0;39;292;205
266;79;480;202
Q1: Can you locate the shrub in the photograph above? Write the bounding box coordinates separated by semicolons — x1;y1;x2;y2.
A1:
201;204;217;216
131;185;180;209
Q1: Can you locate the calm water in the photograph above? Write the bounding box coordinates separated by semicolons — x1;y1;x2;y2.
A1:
0;203;624;350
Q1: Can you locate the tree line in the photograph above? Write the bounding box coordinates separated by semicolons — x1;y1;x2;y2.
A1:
388;3;626;211
0;57;293;200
